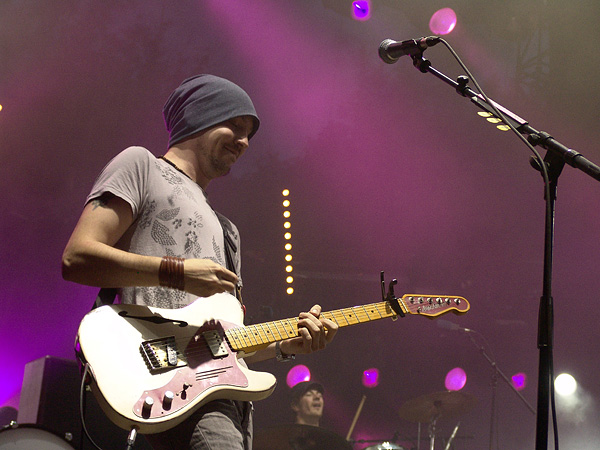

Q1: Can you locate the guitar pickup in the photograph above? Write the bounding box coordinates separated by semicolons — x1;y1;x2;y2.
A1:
203;330;229;358
140;336;186;371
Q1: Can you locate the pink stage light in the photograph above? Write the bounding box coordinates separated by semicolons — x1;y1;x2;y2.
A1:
352;1;371;21
429;8;457;36
362;368;379;388
511;372;527;391
287;364;312;387
444;367;467;391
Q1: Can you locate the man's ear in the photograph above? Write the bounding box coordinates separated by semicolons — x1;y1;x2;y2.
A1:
291;402;299;413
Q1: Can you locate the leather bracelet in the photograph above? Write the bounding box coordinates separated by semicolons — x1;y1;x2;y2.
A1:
275;341;295;363
158;256;185;291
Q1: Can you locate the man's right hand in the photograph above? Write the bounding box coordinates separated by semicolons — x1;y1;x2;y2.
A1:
183;259;238;297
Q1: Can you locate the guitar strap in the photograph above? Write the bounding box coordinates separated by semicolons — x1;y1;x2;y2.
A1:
91;213;243;311
215;212;246;311
92;287;118;310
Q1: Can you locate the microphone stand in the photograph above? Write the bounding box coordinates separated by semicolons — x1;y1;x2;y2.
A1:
405;52;600;450
465;331;536;450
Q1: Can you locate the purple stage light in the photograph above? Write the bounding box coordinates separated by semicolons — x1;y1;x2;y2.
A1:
444;367;467;391
429;8;457;36
352;1;371;21
286;364;311;387
511;372;527;391
362;368;379;388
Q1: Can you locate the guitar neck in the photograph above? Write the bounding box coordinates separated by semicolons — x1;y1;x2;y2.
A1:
226;294;469;354
226;301;395;354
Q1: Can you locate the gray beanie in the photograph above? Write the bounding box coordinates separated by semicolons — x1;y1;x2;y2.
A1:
163;74;260;148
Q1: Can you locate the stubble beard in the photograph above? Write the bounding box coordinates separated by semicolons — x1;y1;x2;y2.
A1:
210;154;233;178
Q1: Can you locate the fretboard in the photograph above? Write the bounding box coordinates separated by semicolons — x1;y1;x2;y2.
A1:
225;301;397;353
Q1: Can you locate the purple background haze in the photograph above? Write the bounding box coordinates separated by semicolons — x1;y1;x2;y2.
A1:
1;1;599;449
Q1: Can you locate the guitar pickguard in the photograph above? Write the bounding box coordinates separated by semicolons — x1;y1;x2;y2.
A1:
133;319;249;420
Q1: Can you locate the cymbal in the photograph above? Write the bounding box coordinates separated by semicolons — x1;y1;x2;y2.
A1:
398;391;477;423
253;424;353;450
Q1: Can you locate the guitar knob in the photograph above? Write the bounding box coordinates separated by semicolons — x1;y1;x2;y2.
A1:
163;391;174;410
142;396;154;416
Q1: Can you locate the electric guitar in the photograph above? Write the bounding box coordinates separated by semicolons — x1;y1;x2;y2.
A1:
76;292;469;434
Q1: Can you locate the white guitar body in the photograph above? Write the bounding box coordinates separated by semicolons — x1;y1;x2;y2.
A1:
76;293;276;434
77;289;470;434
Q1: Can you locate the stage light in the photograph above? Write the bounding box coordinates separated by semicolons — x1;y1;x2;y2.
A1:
282;188;296;295
444;367;467;391
287;364;311;387
362;368;379;388
429;8;457;36
555;373;577;396
352;1;371;21
511;372;527;391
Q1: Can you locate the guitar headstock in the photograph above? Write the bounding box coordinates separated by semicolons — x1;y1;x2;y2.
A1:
398;294;470;317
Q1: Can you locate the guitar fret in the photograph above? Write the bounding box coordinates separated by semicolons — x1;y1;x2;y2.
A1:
247;324;266;345
269;320;289;340
358;305;372;321
322;311;340;327
364;303;384;320
257;323;272;344
227;327;249;349
265;321;284;341
237;327;253;347
283;318;299;338
245;326;259;346
332;310;350;326
343;307;360;325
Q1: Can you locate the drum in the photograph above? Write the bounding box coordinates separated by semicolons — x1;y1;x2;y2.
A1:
0;423;75;449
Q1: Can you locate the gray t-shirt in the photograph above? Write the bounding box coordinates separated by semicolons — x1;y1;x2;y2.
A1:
87;146;241;309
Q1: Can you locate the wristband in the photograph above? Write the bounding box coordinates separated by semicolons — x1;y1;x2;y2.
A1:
158;256;185;291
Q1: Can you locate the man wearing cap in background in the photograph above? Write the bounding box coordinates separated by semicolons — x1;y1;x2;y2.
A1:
290;381;325;427
62;74;338;450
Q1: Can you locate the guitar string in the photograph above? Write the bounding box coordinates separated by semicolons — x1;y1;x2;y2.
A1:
142;298;465;369
142;302;397;365
142;297;464;358
141;296;465;361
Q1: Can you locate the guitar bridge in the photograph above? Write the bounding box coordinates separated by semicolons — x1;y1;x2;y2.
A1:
140;336;187;372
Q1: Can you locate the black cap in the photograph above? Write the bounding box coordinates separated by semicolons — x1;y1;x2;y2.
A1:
163;74;260;149
290;381;324;403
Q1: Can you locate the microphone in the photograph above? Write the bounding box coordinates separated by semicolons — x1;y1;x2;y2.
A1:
437;319;472;333
378;36;441;64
